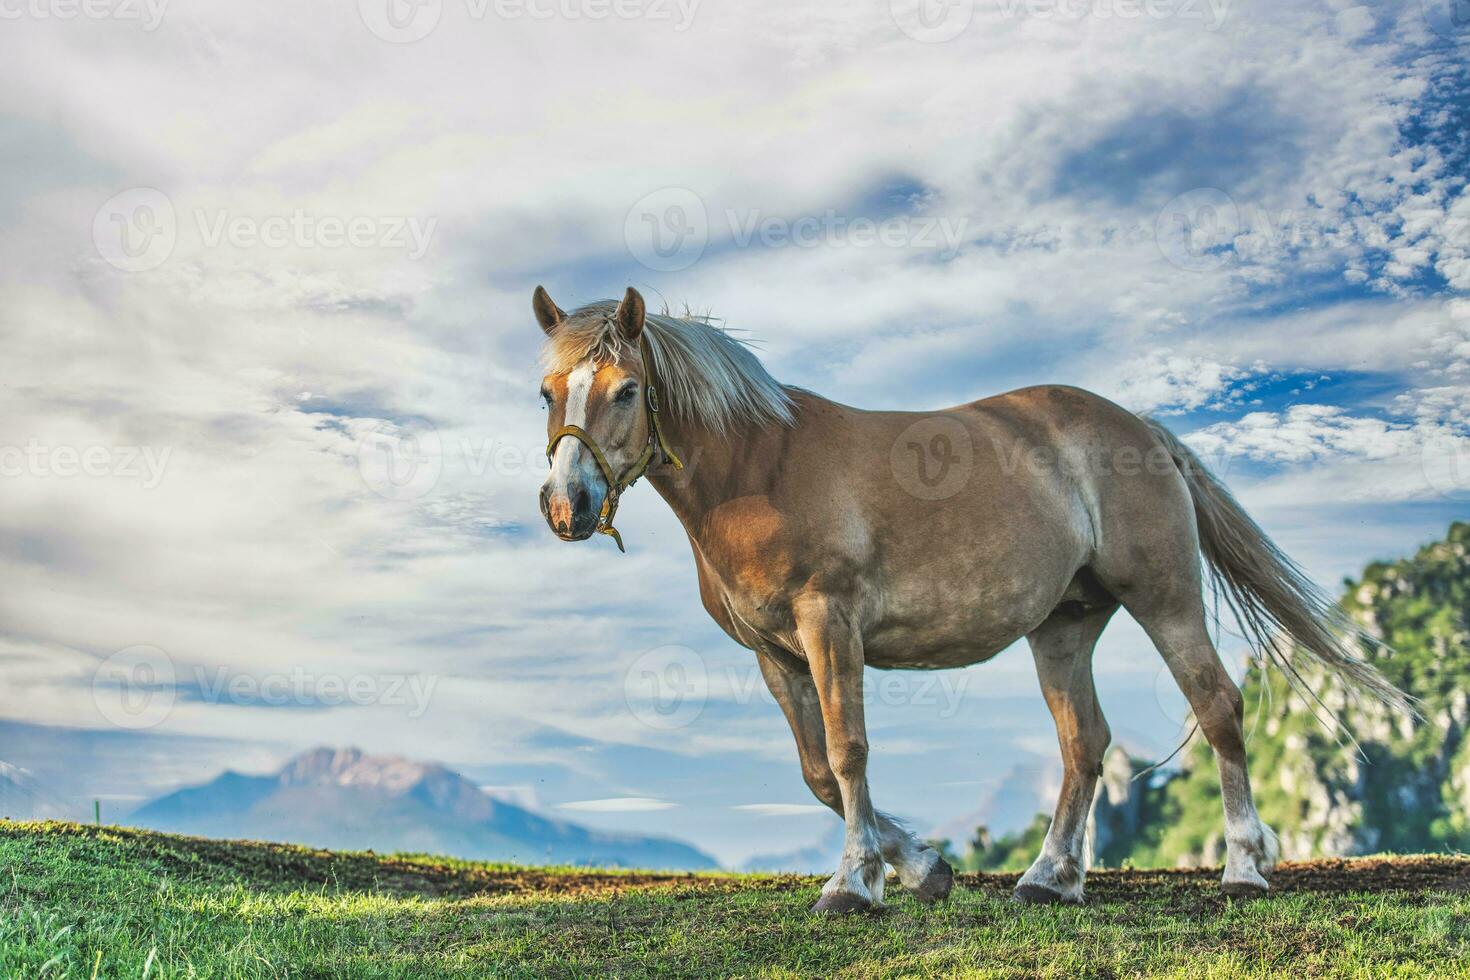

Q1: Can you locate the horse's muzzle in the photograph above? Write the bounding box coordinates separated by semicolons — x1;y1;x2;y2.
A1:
540;482;601;541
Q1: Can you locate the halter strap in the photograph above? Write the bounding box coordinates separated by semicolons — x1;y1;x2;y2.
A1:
545;341;683;552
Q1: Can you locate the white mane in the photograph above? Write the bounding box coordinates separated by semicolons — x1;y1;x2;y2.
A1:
540;300;795;433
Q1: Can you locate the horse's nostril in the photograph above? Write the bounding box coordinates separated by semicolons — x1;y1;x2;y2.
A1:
539;487;550;517
573;487;590;516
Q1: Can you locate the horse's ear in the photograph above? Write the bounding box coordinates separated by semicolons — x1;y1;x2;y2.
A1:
532;285;564;336
614;287;645;342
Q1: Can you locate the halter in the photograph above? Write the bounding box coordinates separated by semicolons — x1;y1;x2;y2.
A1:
545;340;683;552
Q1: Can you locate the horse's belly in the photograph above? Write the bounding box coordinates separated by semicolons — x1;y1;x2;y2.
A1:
861;612;1030;669
862;636;1014;670
860;567;1069;668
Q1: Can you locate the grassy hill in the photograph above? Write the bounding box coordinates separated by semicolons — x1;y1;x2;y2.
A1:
2;822;1467;977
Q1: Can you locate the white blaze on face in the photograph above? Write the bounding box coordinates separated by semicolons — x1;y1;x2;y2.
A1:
548;362;604;492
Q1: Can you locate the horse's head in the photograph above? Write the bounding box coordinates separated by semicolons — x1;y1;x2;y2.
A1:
535;286;668;548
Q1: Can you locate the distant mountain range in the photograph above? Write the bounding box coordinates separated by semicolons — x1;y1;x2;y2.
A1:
127;747;718;870
929;760;1062;847
740;819;843;873
0;761;67;820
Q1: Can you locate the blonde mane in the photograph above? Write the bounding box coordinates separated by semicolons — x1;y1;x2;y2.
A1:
539;301;795;432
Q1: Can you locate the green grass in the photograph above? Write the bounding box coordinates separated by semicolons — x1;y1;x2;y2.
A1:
2;822;1468;978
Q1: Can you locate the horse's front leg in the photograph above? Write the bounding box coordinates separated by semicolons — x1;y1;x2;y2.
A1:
794;594;886;914
756;651;953;904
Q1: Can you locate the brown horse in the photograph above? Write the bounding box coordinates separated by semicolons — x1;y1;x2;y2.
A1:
533;286;1407;913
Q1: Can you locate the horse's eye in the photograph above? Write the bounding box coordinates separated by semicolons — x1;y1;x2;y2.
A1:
539;389;552;407
614;384;638;404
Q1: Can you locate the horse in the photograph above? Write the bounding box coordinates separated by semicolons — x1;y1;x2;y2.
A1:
532;285;1408;913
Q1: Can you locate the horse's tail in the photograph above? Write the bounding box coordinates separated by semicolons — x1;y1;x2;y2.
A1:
1141;416;1413;717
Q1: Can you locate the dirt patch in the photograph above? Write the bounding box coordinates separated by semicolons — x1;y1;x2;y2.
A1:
10;822;1468;901
141;838;1470;900
957;856;1470;901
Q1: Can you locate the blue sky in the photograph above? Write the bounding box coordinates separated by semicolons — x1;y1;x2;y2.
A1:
0;0;1468;864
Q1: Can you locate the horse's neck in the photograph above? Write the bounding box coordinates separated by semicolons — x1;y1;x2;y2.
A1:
646;418;735;534
645;411;789;539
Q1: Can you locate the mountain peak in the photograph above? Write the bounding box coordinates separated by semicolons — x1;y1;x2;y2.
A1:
276;747;448;795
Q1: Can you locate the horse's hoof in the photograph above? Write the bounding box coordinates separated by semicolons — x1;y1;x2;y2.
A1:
913;857;954;903
1222;880;1269;899
813;891;876;915
1013;882;1080;905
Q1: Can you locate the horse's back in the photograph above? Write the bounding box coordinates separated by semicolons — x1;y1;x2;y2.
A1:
960;384;1159;450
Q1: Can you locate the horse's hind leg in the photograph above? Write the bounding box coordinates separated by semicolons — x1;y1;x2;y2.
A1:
1126;592;1279;895
1015;601;1117;904
756;650;953;904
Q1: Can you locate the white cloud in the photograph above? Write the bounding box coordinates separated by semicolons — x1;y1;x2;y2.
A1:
557;797;679;813
732;803;831;817
1186;405;1420;464
1090;352;1260;415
